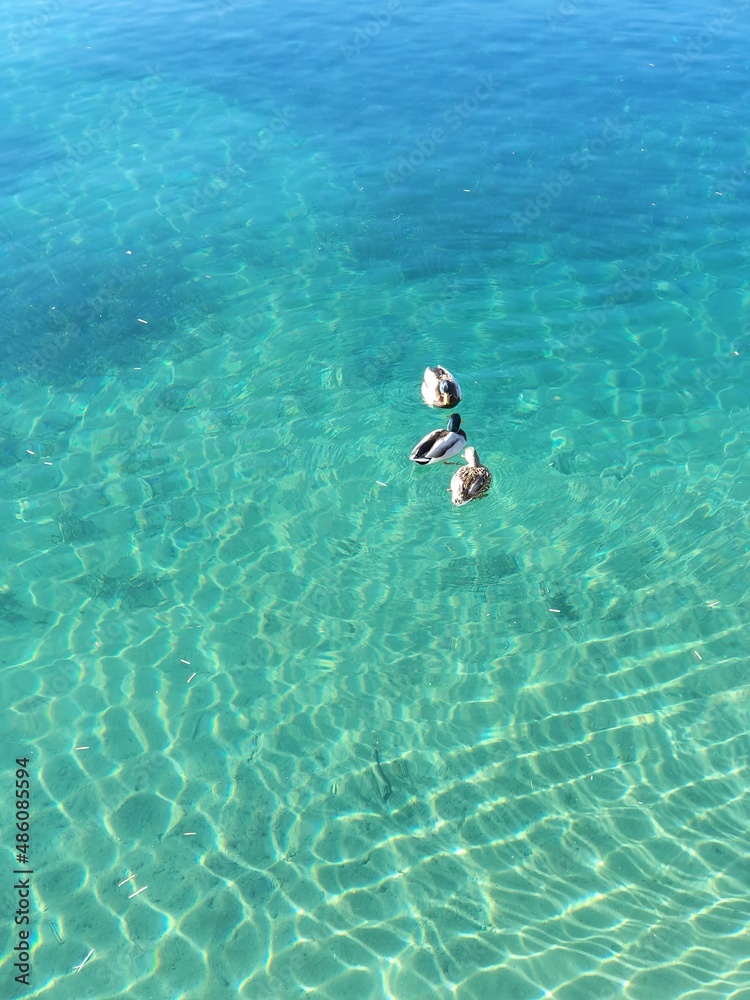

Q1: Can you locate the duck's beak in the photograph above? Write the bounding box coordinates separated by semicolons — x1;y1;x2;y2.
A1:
442;392;450;406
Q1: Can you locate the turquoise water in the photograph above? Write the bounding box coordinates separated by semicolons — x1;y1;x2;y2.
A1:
1;0;750;997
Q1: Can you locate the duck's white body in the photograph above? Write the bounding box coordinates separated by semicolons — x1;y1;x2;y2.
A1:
410;413;466;465
421;365;462;408
450;447;492;505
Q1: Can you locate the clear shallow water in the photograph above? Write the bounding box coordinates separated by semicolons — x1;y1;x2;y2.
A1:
1;0;750;997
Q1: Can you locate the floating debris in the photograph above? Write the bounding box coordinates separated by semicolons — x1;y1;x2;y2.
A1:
73;949;94;973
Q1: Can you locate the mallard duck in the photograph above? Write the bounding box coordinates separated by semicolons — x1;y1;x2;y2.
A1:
410;413;467;465
449;447;492;505
421;365;462;408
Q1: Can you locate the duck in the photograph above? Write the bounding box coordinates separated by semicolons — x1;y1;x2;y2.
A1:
449;447;492;505
410;413;467;465
421;365;462;408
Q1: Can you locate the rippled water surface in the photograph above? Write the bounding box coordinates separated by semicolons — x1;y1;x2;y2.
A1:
1;0;750;997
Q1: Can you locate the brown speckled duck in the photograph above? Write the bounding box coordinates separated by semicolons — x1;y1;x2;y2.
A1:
449;447;492;505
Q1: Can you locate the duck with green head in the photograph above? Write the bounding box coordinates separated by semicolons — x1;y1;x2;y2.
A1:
410;413;467;465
